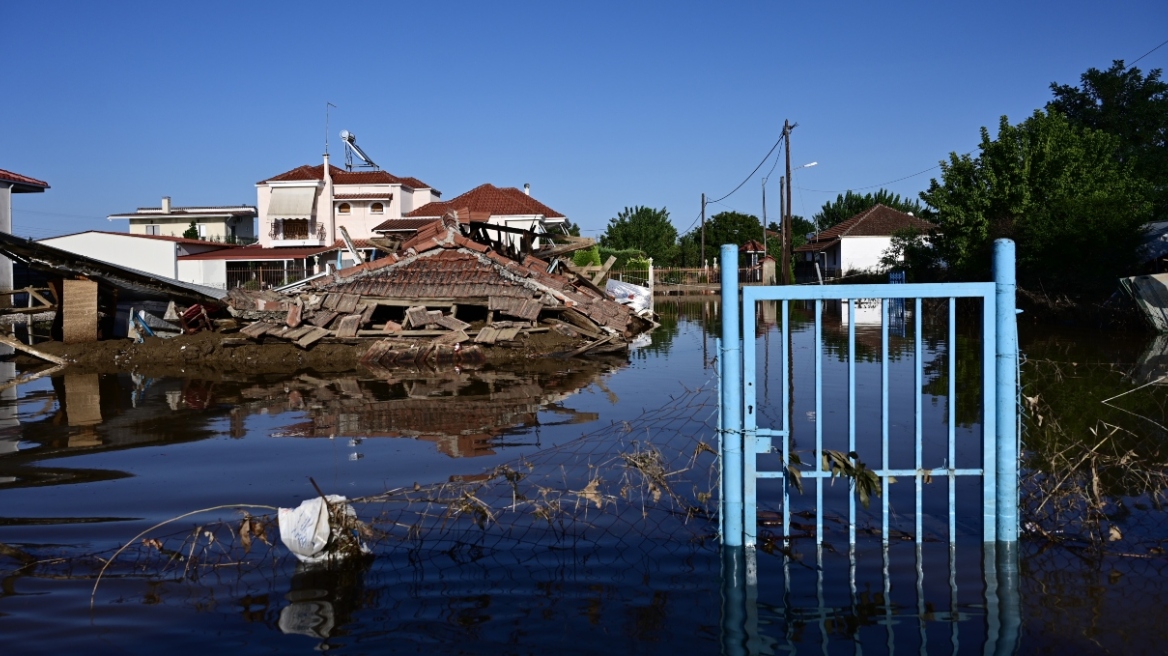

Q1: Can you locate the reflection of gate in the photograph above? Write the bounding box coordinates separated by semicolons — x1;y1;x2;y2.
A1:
717;240;1021;652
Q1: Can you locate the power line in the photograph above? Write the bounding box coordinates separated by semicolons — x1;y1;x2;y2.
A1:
1131;36;1168;65
707;135;784;204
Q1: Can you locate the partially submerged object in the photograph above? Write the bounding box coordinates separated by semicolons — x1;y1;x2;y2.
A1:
225;215;652;356
1121;273;1168;332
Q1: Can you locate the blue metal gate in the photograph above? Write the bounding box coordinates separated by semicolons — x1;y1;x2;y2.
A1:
717;240;1021;653
719;239;1018;548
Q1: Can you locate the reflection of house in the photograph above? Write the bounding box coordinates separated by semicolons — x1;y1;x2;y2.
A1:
106;197;257;243
256;155;440;248
401;183;566;249
795;204;934;279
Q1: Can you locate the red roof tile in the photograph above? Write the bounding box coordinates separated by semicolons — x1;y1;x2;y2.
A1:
372;218;440;232
0;168;49;191
259;164;435;192
406;183;565;220
334;193;393;200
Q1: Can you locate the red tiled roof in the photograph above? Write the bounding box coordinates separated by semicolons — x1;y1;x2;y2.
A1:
795;205;934;252
312;217;634;332
179;244;339;261
0;168;49;191
259;164;435;192
334;193;393;200
371;218;441;232
406;183;565;220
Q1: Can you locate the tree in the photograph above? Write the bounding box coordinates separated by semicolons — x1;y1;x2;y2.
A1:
598;206;677;263
920;109;1153;293
1049;60;1168;218
812;189;928;232
678;211;764;267
183;220;199;240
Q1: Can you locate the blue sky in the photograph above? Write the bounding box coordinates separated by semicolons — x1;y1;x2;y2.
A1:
3;1;1165;241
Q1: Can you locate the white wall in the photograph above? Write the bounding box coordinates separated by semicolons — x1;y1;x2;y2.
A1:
177;259;227;288
841;236;893;273
41;232;177;278
0;185;11;294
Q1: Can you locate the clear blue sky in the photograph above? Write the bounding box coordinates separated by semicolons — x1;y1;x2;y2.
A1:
3;1;1165;241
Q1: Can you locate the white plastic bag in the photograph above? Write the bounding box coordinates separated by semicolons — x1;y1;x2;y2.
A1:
278;494;367;564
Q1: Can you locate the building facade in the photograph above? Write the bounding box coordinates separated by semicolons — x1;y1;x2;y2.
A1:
256;155;440;249
107;198;257;243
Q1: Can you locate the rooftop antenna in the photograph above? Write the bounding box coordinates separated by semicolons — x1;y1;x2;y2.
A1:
340;130;379;171
325;102;336;155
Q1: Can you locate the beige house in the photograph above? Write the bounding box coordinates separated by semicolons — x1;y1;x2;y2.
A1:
256;155;440;249
107;197;257;243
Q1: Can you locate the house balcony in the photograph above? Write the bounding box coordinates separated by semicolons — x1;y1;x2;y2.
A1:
270;220;326;248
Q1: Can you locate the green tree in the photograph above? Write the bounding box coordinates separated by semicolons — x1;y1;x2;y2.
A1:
812;189;928;231
678;211;765;267
183;220;199;239
1049;60;1168;219
920;109;1153;293
598;206;677;263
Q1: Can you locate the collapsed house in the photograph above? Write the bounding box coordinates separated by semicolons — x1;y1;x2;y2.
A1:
226;215;653;365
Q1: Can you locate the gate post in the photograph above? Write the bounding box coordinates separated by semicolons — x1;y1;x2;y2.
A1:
720;244;743;546
993;239;1019;543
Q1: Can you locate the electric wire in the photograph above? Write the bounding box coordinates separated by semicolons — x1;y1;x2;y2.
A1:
706;135;784;204
1131;37;1168;65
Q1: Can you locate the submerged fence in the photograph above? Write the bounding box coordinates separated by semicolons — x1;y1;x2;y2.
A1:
716;240;1022;653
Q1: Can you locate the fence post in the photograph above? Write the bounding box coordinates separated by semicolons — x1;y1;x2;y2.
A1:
993;239;1019;543
720;244;743;547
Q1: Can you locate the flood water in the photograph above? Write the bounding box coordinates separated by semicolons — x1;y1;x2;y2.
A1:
1;301;1167;654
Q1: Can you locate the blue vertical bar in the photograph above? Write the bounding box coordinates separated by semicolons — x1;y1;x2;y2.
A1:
848;299;856;546
720;245;743;547
982;290;998;542
743;291;758;548
949;298;957;544
994;239;1019;544
782;300;791;543
881;298;890;545
815;299;823;545
915;298;923;545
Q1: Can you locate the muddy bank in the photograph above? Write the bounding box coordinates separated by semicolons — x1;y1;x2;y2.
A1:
14;328;588;378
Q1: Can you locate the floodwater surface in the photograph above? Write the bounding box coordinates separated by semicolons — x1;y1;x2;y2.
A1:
0;301;1166;654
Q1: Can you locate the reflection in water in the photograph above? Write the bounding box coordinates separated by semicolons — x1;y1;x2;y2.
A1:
0;358;622;490
253;366;610;458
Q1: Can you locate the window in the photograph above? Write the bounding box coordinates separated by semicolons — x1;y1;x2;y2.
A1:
145;224;160;235
370;202;384;214
197;224;207;238
338;203;351;214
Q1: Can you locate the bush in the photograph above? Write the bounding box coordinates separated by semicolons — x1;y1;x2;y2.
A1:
572;245;601;267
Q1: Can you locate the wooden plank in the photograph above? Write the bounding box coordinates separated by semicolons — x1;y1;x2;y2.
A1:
590;256;617;286
334;314;362;338
495;327;521;342
0;334;68;365
61;279;99;344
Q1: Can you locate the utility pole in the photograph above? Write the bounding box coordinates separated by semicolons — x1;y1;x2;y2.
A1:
761;178;768;279
701;193;707;269
781;119;797;285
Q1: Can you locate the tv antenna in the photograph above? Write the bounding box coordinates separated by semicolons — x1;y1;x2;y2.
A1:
339;130;378;171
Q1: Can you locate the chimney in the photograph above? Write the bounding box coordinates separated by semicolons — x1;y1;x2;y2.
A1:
523;183;530;196
162;196;171;213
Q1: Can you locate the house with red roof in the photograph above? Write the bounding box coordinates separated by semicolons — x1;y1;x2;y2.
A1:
794;204;935;279
255;154;440;249
399;183;567;249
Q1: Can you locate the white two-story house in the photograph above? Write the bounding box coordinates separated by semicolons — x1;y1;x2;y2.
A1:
107;197;257;243
256;155;440;248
